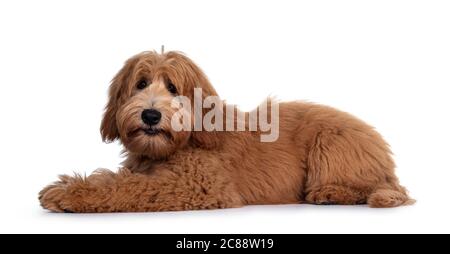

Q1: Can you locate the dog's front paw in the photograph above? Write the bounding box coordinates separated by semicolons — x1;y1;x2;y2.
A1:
38;175;77;213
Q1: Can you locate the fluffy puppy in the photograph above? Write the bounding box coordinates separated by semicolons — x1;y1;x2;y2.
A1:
39;51;413;212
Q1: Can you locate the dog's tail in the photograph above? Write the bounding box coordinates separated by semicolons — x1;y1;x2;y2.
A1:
367;185;415;208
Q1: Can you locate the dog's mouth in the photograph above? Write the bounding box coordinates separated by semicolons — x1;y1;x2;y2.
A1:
142;127;162;136
128;127;172;140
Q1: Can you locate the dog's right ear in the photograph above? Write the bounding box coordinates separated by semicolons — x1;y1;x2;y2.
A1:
100;56;139;142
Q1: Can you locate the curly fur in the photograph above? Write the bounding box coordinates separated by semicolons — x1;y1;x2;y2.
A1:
39;51;413;212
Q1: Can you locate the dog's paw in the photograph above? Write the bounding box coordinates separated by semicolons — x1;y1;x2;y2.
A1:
305;185;366;205
306;190;338;205
39;182;67;212
38;175;78;213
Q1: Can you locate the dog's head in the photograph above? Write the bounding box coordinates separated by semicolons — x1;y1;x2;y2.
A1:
100;51;220;159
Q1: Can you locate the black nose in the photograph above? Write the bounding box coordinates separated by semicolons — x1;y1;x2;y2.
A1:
141;109;161;126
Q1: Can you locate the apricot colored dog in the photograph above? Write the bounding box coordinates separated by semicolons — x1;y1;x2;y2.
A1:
39;51;413;212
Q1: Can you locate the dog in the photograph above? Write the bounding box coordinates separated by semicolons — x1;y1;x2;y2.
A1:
39;50;413;212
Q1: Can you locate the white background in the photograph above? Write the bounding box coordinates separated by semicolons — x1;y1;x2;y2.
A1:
0;0;449;233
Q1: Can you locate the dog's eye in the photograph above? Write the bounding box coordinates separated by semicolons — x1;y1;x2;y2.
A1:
167;82;178;94
137;80;149;90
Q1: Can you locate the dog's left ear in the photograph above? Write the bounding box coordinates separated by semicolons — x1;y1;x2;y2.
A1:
189;80;225;149
166;52;222;149
100;56;139;142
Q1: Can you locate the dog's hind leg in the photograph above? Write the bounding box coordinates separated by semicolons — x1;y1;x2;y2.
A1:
305;184;414;207
304;126;412;207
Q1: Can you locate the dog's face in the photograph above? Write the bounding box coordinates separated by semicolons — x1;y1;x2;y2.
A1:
100;51;220;159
